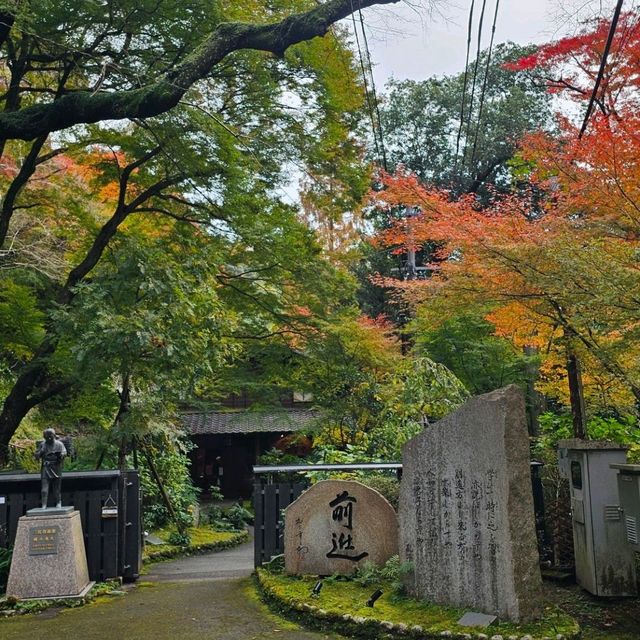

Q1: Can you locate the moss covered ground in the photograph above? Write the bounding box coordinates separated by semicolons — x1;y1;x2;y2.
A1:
256;568;581;640
142;525;248;562
0;580;124;617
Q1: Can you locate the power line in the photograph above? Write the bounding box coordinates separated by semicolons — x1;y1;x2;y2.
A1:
462;0;488;166
350;1;383;167
470;0;501;168
579;0;625;138
453;0;476;177
356;0;388;171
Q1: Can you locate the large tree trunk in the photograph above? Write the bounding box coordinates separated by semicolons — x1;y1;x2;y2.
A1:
524;345;545;438
0;357;49;464
0;382;36;464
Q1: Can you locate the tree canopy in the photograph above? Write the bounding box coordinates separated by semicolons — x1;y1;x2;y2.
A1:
379;42;553;196
0;0;414;463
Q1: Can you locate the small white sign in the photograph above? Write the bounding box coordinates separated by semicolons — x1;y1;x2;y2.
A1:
0;496;5;504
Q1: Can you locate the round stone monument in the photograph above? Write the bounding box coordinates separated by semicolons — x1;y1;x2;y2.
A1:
284;479;398;576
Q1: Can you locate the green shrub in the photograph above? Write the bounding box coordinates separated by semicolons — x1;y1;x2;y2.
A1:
167;531;191;547
200;501;252;531
355;475;400;509
0;546;12;593
353;555;412;594
225;502;253;529
208;485;224;502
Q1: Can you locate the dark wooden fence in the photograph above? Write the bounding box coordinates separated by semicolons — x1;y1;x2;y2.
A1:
0;470;142;582
253;480;307;567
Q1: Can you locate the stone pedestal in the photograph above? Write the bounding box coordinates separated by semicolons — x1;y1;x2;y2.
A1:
7;509;92;599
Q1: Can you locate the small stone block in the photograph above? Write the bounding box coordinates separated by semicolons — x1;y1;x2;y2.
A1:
26;506;74;517
457;612;497;627
144;533;166;545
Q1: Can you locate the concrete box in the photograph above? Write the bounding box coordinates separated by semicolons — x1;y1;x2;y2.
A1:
610;464;640;552
558;440;637;597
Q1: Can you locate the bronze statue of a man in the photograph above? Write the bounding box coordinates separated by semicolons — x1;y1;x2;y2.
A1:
35;428;67;509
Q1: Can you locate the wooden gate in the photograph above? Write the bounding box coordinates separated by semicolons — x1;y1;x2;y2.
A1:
253;480;307;567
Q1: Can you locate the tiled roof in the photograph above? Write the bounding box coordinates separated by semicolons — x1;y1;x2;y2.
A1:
182;408;320;435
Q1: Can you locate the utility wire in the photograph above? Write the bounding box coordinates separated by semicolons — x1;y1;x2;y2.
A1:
462;0;488;166
357;0;388;171
350;1;382;167
579;0;625;138
453;0;476;177
470;0;501;168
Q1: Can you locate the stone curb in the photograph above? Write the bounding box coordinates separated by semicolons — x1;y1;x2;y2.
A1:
254;569;581;640
143;529;249;563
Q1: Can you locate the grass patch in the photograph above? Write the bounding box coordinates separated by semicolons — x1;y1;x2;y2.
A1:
143;525;248;563
240;578;301;631
256;568;580;640
0;580;123;618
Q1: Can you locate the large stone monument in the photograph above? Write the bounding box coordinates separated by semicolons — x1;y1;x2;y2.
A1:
284;479;398;575
399;385;542;622
6;429;92;599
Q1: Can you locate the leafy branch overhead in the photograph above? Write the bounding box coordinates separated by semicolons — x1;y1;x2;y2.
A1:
0;0;398;461
0;0;399;141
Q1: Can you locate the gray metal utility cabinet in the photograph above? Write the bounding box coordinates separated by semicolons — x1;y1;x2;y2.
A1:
558;439;637;597
610;464;640;553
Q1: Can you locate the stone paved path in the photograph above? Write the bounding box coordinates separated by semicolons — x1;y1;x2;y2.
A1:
0;536;345;640
144;535;255;582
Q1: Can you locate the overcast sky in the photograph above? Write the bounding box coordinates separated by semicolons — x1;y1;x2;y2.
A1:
355;0;631;86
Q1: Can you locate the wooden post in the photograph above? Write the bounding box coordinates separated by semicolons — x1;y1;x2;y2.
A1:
566;347;587;439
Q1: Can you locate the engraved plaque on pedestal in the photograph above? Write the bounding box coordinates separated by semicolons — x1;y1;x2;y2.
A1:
29;525;60;555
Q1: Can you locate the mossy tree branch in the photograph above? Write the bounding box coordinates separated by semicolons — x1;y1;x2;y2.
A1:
0;0;399;141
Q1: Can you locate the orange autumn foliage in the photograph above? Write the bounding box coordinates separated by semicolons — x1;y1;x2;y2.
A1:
369;10;640;411
370;148;640;410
